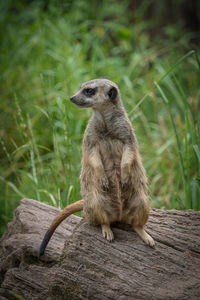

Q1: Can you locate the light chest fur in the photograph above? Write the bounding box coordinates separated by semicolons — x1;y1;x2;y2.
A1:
80;106;148;226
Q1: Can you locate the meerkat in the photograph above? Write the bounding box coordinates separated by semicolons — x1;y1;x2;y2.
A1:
39;79;155;257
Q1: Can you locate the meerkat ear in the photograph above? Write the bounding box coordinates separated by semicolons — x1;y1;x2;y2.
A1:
108;87;117;101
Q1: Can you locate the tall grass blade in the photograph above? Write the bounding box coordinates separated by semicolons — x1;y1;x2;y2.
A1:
0;177;26;198
154;81;188;207
158;50;195;83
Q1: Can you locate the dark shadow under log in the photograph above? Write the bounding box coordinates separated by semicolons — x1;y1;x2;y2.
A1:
0;198;200;299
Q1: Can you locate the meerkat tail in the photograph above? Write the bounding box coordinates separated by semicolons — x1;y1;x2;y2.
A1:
39;199;84;257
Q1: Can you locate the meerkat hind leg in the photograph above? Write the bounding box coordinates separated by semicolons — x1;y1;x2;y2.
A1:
133;226;155;247
101;224;114;242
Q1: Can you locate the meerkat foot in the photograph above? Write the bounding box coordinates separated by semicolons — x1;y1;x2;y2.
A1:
133;226;155;247
101;224;114;242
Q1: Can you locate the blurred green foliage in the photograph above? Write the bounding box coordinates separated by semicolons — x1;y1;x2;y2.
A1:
0;0;199;236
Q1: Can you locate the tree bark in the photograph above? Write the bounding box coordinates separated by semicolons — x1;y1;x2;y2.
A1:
0;198;200;300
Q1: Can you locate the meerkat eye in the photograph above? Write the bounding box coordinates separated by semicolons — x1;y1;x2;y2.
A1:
83;88;96;97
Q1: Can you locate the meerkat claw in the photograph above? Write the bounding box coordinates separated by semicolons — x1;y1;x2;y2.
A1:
146;234;155;247
100;176;109;190
133;226;155;248
101;225;114;242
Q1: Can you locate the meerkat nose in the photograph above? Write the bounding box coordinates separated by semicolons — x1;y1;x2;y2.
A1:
70;96;74;102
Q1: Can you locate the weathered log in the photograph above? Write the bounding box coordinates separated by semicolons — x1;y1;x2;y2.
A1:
0;198;200;300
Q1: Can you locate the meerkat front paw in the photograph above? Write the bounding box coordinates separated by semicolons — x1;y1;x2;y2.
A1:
95;166;109;190
100;175;109;190
120;163;131;188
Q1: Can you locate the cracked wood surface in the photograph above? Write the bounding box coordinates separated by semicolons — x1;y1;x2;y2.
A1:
0;198;200;299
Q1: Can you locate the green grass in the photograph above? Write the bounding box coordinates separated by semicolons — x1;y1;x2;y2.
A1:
0;0;199;236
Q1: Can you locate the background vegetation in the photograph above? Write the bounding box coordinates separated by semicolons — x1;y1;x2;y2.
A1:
0;0;199;236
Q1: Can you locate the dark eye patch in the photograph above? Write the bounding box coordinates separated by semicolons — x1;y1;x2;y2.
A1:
83;87;97;97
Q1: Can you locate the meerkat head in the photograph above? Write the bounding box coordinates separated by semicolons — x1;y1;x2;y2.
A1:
70;79;122;110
